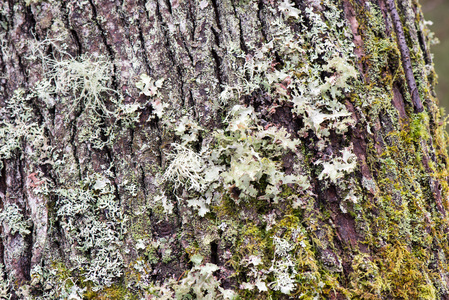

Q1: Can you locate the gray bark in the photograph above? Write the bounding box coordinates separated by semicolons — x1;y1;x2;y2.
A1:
0;0;448;299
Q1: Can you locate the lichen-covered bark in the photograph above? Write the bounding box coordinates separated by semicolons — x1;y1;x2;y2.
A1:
0;0;449;299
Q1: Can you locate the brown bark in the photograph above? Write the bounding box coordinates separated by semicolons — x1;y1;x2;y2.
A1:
0;0;448;299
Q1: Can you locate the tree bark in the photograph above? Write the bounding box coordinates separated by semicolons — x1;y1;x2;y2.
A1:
1;0;448;299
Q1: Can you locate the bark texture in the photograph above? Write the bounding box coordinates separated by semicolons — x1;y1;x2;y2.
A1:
0;0;449;299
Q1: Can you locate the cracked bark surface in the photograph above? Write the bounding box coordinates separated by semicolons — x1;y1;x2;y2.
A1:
0;0;449;299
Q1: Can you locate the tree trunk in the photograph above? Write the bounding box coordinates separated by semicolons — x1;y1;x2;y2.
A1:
1;0;448;299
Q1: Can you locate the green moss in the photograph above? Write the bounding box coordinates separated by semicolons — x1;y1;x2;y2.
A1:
410;112;431;141
2;0;449;298
84;284;139;300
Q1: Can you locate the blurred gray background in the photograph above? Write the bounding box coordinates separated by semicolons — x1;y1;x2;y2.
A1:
420;0;449;111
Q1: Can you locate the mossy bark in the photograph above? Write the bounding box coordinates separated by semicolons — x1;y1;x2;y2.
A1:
0;0;448;299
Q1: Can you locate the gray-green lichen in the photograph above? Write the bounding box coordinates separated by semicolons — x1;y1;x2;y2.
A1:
1;0;449;299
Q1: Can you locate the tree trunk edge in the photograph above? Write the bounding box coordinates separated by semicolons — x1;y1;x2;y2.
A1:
0;0;448;299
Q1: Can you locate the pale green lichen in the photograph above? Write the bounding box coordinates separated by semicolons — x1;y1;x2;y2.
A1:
40;54;116;114
0;36;137;294
315;147;358;184
160;104;309;217
1;0;447;298
157;0;362;296
136;74;168;120
148;254;237;300
0;88;51;170
54;174;125;289
0;264;10;299
27;36;143;148
268;237;297;294
0;204;32;237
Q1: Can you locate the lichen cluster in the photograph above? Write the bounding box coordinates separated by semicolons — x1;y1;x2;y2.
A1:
1;0;449;299
147;0;366;298
0;30;142;298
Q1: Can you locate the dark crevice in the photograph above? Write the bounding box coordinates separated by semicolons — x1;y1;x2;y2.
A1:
0;161;6;274
189;90;197;119
23;222;33;281
138;0;158;75
154;0;187;113
135;18;152;75
180;37;194;64
417;30;431;65
154;1;180;77
0;42;8;101
16;51;29;85
104;145;122;205
165;0;172;14
194;132;203;153
177;66;186;107
211;26;220;47
162;0;195;66
292;0;307;11
7;0;14;28
60;0;78;57
70;29;83;57
48;104;56;129
211;48;223;92
0;160;6;198
49;203;67;261
69;136;81;180
386;0;423;113
210;241;219;265
157;137;164;168
187;0;196;40
210;0;222;31
44;159;58;188
139;165;147;198
18;144;26;199
130;127;135;156
0;237;4;281
28;98;45;129
116;1;151;77
69;105;84;180
24;5;37;39
257;0;268;42
87;0;118;92
109;68;119;101
231;2;248;54
238;19;249;53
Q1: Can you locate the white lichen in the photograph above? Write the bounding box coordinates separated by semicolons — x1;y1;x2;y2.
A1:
0;203;31;237
55;174;125;288
148;254;237;300
315;147;357;184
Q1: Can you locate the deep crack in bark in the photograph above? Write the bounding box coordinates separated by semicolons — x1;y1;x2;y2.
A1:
386;0;423;113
